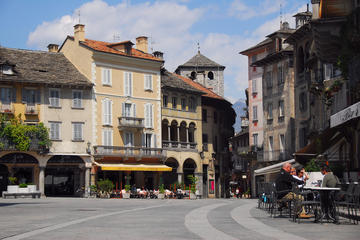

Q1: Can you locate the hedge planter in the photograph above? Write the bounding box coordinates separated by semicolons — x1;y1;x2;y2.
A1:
27;185;37;193
158;193;165;199
190;193;196;200
7;185;19;193
18;187;29;193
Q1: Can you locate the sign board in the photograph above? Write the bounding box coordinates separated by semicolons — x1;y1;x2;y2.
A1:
330;101;360;128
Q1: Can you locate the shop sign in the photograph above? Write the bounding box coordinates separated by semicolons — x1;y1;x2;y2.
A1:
330;101;360;128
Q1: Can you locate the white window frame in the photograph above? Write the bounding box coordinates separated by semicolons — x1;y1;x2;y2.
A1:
279;100;284;117
49;121;61;140
252;79;257;93
72;122;84;141
268;103;273;119
253;133;258;147
49;88;60;107
144;74;153;91
124;72;133;96
102;98;112;126
72;90;83;108
144;103;153;128
124;132;134;147
102;68;112;86
279;134;285;153
253;105;258;121
102;128;113;146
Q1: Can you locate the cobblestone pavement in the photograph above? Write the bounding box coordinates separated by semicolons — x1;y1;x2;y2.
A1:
0;198;359;240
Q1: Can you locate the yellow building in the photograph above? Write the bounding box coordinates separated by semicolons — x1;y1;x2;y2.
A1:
59;24;169;190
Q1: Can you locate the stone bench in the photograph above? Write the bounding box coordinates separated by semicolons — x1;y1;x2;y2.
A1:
2;191;41;199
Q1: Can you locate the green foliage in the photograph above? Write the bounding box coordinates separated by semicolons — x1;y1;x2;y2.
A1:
305;158;320;172
8;177;17;185
187;175;198;193
159;184;165;194
19;183;28;188
0;114;51;151
172;181;184;189
97;179;114;193
90;185;97;192
124;184;131;192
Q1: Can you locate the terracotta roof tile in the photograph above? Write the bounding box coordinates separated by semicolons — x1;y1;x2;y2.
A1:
81;39;162;62
172;73;224;100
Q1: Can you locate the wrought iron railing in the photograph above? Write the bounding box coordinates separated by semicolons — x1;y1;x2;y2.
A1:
0;103;14;114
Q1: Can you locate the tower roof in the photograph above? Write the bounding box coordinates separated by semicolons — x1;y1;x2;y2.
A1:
177;51;225;69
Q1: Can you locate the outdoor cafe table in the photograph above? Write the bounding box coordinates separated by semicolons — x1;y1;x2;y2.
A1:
303;186;341;224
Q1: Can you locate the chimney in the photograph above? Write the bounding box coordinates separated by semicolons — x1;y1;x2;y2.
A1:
47;44;59;53
74;24;85;42
136;36;148;53
153;51;164;60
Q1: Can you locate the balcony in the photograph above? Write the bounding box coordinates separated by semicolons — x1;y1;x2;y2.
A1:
162;141;197;151
262;150;292;162
0;137;49;153
0;103;14;114
93;145;165;159
118;117;144;131
25;104;39;115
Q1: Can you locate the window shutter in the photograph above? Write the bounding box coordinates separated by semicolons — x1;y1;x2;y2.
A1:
132;103;136;117
150;104;153;128
122;102;125;116
124;73;128;96
109;100;113;125
129;73;132;96
141;133;145;147
144;104;148;128
153;134;157;148
102;100;106;125
149;75;152;90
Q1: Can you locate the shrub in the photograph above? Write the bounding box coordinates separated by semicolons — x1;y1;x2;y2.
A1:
159;184;165;194
305;158;320;172
187;175;198;193
97;179;114;194
124;184;131;192
19;183;28;188
8;177;17;185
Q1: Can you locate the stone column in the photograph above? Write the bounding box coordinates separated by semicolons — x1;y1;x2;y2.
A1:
177;127;180;147
177;172;183;183
186;128;189;148
39;166;45;198
195;172;203;198
168;126;171;147
85;167;91;197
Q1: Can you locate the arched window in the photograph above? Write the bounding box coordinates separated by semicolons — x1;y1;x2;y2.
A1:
188;123;196;143
162;119;169;141
208;71;214;80
190;71;197;80
170;120;178;142
179;121;187;142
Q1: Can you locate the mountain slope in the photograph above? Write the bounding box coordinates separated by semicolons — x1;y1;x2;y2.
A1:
232;99;246;133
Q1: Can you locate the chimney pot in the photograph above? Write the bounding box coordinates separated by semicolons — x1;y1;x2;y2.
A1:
74;24;85;42
136;36;148;53
47;44;59;53
153;51;164;60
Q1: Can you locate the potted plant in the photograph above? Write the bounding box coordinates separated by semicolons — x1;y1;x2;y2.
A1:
158;184;165;199
7;177;18;193
122;184;131;199
187;175;198;200
27;183;37;193
97;179;114;198
90;185;97;198
18;183;29;193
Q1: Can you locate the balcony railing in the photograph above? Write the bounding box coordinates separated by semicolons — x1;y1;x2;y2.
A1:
162;141;197;151
25;105;39;115
261;150;292;162
0;137;49;152
118;117;144;130
0;103;14;114
93;145;165;158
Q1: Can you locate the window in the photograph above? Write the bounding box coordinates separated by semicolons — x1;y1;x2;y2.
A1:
122;103;134;117
49;122;60;140
124;132;134;147
72;122;84;141
22;89;40;105
269;136;273;151
202;109;207;122
181;98;186;110
279;134;285;153
102;128;113;146
1;65;14;75
299;92;307;112
102;98;112;125
163;95;168;107
144;133;152;148
189;97;196;111
214;135;218;152
72;90;82;108
202;134;208;151
0;87;15;104
251;55;257;63
279;100;284;117
324;64;332;81
208;71;214;80
278;66;284;84
102;68;111;85
214;111;218;124
190;71;197;80
49;88;60;107
253;133;258;147
144;103;153;128
172;97;177;109
266;71;272;88
299;128;307;148
144;74;153;91
252;79;257;93
124;72;132;96
253;106;258;121
268;103;273;119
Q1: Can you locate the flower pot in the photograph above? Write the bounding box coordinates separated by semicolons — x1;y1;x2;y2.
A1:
190;193;196;200
18;187;29;193
7;185;19;193
158;193;165;199
122;192;130;199
27;185;37;193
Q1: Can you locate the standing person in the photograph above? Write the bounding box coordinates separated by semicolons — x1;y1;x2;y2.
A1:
235;188;240;198
275;162;311;218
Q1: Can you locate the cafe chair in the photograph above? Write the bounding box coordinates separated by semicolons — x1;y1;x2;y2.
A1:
335;183;359;224
292;185;320;223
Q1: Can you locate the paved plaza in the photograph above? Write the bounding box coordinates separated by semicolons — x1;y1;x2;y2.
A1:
0;198;359;240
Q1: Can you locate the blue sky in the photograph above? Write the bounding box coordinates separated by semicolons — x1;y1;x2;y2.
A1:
0;0;309;102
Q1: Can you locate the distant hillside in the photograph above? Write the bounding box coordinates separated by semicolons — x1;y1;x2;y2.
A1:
232;99;247;133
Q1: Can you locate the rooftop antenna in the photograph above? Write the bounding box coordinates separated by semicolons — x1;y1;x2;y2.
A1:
113;34;121;42
78;10;81;24
149;36;156;52
280;3;283;28
197;42;200;53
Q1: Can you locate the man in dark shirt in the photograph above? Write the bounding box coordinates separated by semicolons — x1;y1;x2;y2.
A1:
275;162;311;218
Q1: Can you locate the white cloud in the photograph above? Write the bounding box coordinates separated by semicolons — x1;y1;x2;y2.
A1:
228;0;286;20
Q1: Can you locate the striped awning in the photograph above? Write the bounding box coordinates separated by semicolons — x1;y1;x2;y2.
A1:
94;162;172;172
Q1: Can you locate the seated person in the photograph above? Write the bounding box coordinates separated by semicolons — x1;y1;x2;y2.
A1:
293;166;308;188
275;162;311;218
321;165;340;188
320;165;340;220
